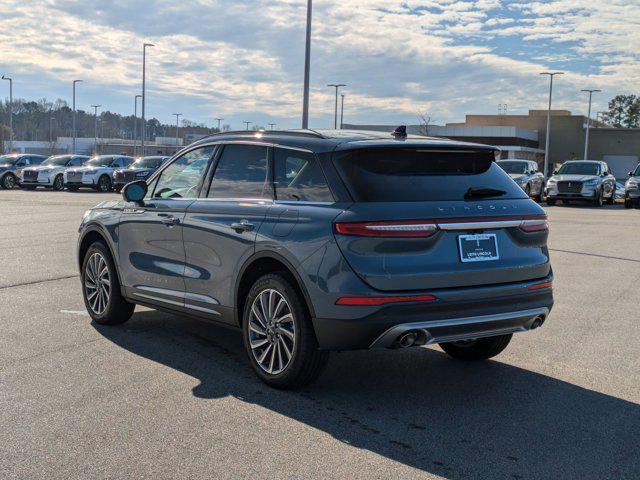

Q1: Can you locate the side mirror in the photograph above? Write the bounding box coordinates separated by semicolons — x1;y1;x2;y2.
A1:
122;180;148;203
552;170;558;175
629;171;634;177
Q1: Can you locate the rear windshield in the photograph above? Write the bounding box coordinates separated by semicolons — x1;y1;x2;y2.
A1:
333;148;527;202
498;161;529;174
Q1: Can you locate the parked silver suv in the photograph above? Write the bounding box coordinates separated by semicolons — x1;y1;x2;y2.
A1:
0;154;47;189
545;160;616;207
625;163;640;208
497;159;544;201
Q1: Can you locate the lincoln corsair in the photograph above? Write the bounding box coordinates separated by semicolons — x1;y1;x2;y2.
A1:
545;160;616;206
77;129;554;388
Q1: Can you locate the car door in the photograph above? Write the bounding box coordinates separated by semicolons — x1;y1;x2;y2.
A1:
117;145;215;309
182;143;272;324
14;156;29;177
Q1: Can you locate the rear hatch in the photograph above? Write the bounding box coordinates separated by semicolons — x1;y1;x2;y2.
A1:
332;146;550;291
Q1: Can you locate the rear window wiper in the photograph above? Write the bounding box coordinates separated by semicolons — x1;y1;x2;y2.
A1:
464;187;507;200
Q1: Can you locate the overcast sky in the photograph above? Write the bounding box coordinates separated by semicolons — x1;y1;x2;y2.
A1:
0;0;638;130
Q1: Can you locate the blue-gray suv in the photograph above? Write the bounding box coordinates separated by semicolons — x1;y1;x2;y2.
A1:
77;129;554;388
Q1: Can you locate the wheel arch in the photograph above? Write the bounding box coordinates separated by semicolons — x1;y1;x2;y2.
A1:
78;225;123;288
234;252;316;327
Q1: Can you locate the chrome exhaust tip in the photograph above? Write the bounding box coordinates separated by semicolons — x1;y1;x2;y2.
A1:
530;315;546;330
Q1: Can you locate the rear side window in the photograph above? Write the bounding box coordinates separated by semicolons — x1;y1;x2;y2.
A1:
333;148;526;202
273;149;333;202
208;145;270;199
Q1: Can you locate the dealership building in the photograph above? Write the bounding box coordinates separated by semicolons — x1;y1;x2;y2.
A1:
346;110;640;180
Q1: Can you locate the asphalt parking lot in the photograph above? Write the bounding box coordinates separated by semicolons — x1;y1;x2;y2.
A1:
1;189;639;480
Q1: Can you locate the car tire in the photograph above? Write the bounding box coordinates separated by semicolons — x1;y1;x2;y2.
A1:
1;173;17;189
524;184;531;197
96;175;112;192
593;189;604;207
243;273;329;389
52;174;64;191
439;334;513;361
81;241;135;325
606;188;616;205
624;196;632;209
546;198;556;206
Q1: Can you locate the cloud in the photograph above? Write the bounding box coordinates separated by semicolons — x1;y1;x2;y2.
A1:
0;0;637;129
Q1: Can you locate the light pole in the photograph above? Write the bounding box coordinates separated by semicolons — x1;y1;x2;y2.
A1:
91;105;101;155
173;113;182;147
243;121;251;131
133;94;141;156
49;116;57;143
268;123;276;130
215;117;224;132
540;72;563;178
581;89;601;160
72;80;82;154
1;75;12;152
340;93;345;129
141;43;154;156
327;84;346;129
301;0;312;129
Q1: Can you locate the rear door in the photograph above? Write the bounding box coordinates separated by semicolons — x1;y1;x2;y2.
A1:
182;144;272;323
331;147;550;291
118;145;215;308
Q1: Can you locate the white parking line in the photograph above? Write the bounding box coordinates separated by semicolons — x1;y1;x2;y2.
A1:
60;310;89;316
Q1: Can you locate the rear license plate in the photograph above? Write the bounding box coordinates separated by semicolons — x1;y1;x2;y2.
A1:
458;234;499;262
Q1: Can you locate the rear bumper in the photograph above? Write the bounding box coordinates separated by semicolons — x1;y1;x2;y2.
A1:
312;280;553;350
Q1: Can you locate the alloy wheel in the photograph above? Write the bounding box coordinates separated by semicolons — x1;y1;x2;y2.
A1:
248;289;296;375
84;252;111;315
99;176;111;192
54;175;63;190
4;174;16;189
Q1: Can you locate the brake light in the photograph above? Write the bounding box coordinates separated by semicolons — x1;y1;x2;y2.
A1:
334;221;438;238
519;218;548;233
336;294;437;306
528;280;553;290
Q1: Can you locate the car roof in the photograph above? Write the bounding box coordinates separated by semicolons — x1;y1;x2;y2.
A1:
190;129;498;154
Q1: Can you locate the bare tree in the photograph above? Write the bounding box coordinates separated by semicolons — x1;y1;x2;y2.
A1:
417;111;434;136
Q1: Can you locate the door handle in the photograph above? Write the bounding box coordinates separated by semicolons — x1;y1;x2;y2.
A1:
161;216;180;226
231;220;254;233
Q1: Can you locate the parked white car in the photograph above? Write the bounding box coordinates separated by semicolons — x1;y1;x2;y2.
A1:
63;155;134;192
21;155;90;190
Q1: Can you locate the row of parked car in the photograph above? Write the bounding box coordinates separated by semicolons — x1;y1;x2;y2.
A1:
1;153;639;208
497;158;639;209
0;153;169;192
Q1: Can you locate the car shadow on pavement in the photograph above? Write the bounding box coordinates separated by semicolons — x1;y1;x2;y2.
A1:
94;310;640;480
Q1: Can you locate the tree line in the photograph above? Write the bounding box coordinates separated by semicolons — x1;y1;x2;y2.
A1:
602;95;640;128
0;98;231;143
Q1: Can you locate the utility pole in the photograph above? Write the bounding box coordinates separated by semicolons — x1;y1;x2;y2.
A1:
581;89;601;160
1;75;12;152
141;43;154;156
173;113;182;147
72;80;82;154
133;94;141;156
91;105;101;155
340;94;345;129
49;116;56;143
215;117;223;131
243;121;251;131
327;84;346;129
540;72;563;178
301;0;312;129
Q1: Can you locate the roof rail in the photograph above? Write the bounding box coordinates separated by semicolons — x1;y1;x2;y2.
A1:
198;129;327;142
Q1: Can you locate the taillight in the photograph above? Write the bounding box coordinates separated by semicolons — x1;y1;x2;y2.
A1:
519;218;548;233
528;280;553;290
336;294;437;306
334;221;438;238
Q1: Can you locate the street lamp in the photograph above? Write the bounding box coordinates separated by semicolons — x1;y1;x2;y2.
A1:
301;0;312;129
540;72;563;178
133;95;142;156
91;105;101;155
581;89;601;160
340;93;345;129
1;75;12;152
215;117;224;131
243;121;251;130
173;113;182;147
141;43;154;156
49;116;57;144
268;123;276;130
327;84;346;129
72;80;83;154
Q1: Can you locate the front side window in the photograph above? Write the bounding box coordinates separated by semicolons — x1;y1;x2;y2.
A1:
273;149;333;202
208;145;269;199
152;146;214;199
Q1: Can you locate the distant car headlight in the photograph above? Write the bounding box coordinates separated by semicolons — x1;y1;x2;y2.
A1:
547;178;557;186
583;178;599;186
627;179;638;188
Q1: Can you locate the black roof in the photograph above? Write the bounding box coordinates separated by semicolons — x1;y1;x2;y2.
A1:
190;129;499;154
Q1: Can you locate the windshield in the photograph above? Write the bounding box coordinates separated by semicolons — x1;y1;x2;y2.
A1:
333;147;526;202
128;157;164;169
498;161;529;174
41;156;71;167
634;165;640;176
0;155;18;166
85;157;113;167
557;162;599;176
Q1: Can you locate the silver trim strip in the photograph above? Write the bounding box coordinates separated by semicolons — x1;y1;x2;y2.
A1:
369;307;549;348
438;220;522;230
